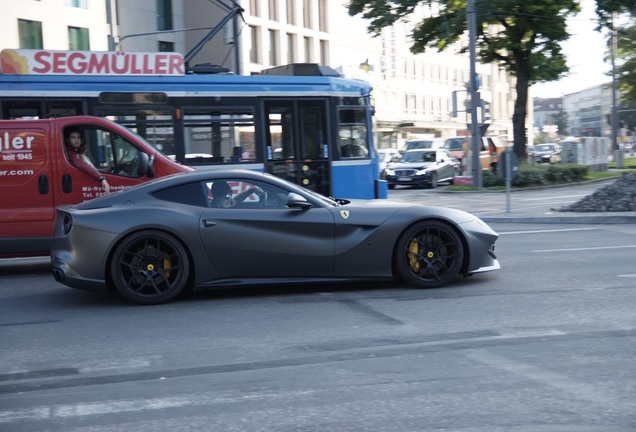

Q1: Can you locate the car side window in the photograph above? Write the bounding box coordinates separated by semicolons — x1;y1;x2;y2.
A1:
206;179;290;209
152;182;208;207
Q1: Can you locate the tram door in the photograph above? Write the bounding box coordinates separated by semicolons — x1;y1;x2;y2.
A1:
265;100;330;196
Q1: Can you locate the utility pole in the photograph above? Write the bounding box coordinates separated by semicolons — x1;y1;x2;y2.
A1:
611;12;623;168
467;0;482;187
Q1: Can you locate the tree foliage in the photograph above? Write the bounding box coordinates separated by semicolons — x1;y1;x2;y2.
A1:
347;0;636;159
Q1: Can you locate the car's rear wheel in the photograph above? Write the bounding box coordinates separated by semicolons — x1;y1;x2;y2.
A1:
110;230;190;305
395;220;463;288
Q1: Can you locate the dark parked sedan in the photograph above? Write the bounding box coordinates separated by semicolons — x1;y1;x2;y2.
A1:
383;149;460;189
51;170;499;305
531;143;561;164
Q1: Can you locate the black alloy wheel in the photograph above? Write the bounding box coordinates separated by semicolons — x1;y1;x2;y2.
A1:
110;230;190;305
395;220;464;288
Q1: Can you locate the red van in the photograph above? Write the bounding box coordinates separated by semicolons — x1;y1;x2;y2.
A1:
0;116;193;257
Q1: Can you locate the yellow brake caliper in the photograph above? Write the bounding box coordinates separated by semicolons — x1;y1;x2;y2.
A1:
162;252;172;278
408;238;419;272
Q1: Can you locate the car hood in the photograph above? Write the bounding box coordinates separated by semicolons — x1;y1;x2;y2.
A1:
387;161;435;170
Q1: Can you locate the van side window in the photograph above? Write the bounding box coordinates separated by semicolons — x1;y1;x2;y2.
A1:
66;125;144;178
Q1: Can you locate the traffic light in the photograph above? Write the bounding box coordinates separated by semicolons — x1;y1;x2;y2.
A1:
480;99;491;122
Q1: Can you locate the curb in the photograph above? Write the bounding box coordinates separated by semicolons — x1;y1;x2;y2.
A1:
479;214;636;224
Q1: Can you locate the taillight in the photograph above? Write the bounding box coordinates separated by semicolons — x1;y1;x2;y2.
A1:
63;214;73;235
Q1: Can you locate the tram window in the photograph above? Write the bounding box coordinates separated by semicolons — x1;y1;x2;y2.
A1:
338;108;369;159
2;100;41;119
46;100;84;117
267;108;293;160
99;92;168;104
1;99;84;120
183;110;256;164
299;104;327;159
105;112;175;156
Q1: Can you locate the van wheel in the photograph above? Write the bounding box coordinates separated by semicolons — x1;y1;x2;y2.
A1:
110;230;190;305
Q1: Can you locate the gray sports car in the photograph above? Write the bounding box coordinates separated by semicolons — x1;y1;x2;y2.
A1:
51;170;500;305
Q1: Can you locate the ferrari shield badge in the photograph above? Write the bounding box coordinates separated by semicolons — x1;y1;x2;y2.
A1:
340;210;350;220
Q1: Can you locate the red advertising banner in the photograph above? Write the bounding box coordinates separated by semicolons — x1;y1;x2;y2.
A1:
0;49;185;76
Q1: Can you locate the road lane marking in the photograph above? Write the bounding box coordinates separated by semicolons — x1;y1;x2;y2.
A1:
518;194;588;202
498;228;596;235
464;349;627;408
532;245;636;253
0;389;317;423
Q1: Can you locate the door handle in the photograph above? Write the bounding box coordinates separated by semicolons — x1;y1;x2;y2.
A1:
203;220;216;227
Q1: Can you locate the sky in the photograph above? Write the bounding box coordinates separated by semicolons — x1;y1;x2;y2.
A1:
531;0;612;98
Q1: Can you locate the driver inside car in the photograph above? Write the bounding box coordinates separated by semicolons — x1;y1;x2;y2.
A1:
211;181;264;208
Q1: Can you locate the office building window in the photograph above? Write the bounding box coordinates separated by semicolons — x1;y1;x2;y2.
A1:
286;0;295;25
18;19;43;49
269;0;278;21
250;26;260;64
303;0;312;29
157;0;173;31
319;40;328;65
304;36;312;62
287;33;296;64
69;0;88;7
318;0;327;32
250;0;260;17
158;41;174;52
68;26;90;50
268;29;278;66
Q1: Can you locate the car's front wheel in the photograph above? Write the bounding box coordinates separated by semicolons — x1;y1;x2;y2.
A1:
429;173;438;189
110;230;190;305
395;221;464;288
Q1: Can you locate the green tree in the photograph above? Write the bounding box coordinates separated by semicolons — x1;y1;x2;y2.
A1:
347;0;635;159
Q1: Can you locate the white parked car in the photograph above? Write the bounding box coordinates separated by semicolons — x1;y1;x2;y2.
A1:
377;148;402;174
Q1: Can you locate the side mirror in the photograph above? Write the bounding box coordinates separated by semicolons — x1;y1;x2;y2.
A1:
136;152;149;176
146;154;156;178
287;192;312;209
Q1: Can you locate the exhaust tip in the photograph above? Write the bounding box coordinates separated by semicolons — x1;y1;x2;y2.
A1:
52;268;65;283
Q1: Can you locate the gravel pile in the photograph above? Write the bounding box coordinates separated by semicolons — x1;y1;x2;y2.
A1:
555;173;636;212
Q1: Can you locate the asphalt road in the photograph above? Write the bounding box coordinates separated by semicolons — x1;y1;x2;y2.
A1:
1;217;635;431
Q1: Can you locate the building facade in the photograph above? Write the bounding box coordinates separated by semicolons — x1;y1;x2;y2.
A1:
1;0;521;148
562;83;613;137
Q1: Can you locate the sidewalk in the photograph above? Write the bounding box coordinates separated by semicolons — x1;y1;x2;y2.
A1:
472;177;636;224
479;210;636;224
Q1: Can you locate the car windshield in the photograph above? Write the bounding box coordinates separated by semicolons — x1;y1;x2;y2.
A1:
401;151;436;163
535;144;555;151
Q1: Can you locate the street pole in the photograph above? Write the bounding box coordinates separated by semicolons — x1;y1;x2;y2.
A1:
467;0;482;187
611;12;623;168
105;0;116;51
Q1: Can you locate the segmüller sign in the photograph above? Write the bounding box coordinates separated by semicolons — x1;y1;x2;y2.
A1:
0;49;185;76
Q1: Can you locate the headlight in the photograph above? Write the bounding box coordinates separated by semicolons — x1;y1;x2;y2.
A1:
416;169;429;175
385;168;395;176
